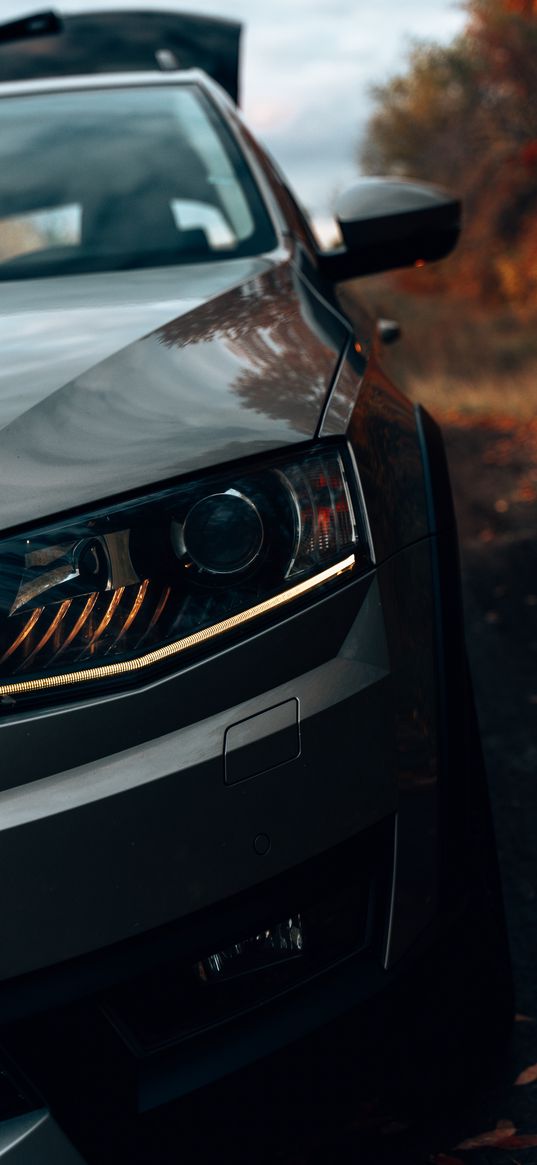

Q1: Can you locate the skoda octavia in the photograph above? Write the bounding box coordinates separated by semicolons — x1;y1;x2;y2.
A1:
0;8;511;1163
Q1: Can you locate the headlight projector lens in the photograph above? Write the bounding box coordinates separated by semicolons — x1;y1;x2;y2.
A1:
182;491;264;575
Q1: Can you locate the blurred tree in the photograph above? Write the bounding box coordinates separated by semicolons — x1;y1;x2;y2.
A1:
360;0;537;308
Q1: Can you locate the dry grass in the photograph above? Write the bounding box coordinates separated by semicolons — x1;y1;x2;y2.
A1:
338;274;537;422
405;365;537;423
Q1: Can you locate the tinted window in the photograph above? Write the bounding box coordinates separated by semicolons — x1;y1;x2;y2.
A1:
0;85;277;279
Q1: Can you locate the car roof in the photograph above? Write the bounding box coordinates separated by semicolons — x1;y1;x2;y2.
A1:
0;68;218;100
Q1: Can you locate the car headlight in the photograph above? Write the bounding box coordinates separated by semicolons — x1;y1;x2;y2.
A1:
0;442;366;710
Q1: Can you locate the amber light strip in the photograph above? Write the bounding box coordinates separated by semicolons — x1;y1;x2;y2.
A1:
0;555;354;699
87;586;125;652
49;592;99;663
16;598;72;672
0;606;44;665
110;579;149;647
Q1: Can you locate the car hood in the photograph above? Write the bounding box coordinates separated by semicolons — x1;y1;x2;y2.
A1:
0;256;349;533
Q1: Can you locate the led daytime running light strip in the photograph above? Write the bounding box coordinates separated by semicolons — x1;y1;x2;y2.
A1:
0;554;355;699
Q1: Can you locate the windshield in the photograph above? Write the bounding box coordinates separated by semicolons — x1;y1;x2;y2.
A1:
0;84;277;280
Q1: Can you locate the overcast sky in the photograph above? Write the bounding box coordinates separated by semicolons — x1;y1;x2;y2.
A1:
2;1;466;236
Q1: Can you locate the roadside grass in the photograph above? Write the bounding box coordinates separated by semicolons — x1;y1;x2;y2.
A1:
338;275;537;422
404;366;537;424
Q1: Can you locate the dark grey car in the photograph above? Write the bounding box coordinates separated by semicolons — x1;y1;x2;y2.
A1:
0;9;511;1163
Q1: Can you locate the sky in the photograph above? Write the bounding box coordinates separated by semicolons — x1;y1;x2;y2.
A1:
1;1;466;238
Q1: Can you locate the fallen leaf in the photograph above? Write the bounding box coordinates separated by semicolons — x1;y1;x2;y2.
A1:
457;1118;516;1149
485;610;499;624
514;484;537;503
456;1124;537;1151
515;1013;535;1022
515;1062;537;1086
494;498;509;512
501;1133;537;1148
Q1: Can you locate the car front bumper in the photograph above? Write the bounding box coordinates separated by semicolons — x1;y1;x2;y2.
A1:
0;525;483;1159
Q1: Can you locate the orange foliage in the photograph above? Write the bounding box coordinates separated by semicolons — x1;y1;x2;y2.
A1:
360;0;537;311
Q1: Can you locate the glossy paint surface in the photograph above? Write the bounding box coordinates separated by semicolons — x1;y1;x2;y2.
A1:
0;256;348;533
348;355;429;560
0;257;269;425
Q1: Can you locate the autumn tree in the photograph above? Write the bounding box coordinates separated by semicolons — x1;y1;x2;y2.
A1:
360;0;537;308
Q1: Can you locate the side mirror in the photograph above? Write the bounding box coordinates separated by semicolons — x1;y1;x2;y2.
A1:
318;177;461;282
